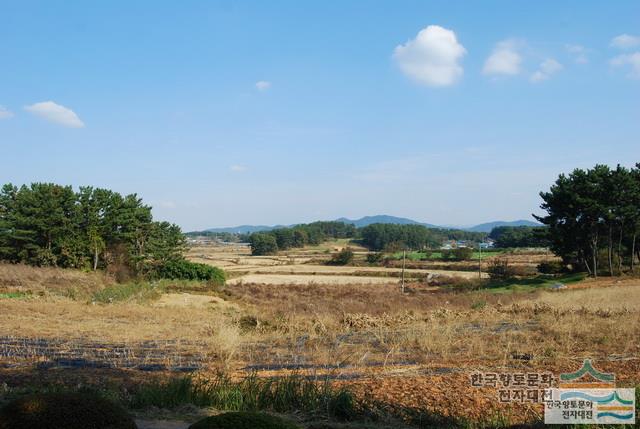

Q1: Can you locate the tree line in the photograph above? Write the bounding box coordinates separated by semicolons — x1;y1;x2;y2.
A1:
0;183;222;282
359;223;487;252
249;221;487;255
249;221;356;255
536;164;640;277
488;226;549;248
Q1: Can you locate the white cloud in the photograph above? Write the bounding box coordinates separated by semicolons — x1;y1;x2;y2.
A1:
610;52;640;79
565;44;589;64
610;34;640;50
483;40;522;76
255;81;271;91
230;164;247;172
530;58;563;83
24;101;84;128
393;25;466;87
0;106;14;119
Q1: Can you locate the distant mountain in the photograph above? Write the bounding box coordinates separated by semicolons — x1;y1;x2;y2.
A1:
204;225;286;234
464;220;542;233
195;216;541;235
335;215;439;228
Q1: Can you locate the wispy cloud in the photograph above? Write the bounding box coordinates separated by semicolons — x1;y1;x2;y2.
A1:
610;34;640;50
565;44;589;64
24;101;84;128
393;25;466;87
0;105;14;119
609;34;640;79
483;39;522;76
255;81;272;91
530;58;563;83
230;164;247;172
610;52;640;79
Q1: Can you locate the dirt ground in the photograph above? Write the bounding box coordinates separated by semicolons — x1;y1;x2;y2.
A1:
189;241;490;286
1;245;639;427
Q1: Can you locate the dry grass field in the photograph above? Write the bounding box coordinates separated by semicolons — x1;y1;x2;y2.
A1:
1;243;639;428
188;240;490;287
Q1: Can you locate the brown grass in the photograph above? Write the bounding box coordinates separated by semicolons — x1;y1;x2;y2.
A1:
0;263;113;298
0;262;639;429
1;262;638;390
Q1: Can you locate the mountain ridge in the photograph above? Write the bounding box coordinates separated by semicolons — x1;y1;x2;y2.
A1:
197;215;541;234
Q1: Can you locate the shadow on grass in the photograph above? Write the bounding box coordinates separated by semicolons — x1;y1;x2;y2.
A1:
1;368;637;429
481;273;587;293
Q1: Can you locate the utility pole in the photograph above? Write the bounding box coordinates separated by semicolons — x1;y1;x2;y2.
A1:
478;241;482;279
401;248;406;293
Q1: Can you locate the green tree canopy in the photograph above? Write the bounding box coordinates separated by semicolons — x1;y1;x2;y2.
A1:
535;164;640;277
0;183;185;275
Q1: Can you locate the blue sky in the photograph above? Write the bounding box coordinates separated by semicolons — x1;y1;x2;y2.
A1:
1;1;639;231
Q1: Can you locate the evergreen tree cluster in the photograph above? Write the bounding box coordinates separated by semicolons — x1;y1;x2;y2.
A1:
359;223;486;252
0;183;186;277
536;164;640;277
488;226;549;248
249;221;356;255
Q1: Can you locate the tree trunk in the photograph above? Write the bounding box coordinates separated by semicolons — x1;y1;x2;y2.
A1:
632;233;636;272
591;236;598;278
608;226;613;277
93;246;99;271
582;254;592;276
617;224;623;275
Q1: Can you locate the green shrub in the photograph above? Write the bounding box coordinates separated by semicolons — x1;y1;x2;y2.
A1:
0;392;136;429
419;250;433;260
366;252;384;264
250;233;279;256
537;260;564;274
487;258;512;280
189;412;300;429
452;247;473;261
327;248;354;266
154;259;226;284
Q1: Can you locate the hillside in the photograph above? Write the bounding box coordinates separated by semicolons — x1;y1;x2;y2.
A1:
465;220;542;233
335;215;439;228
197;216;540;234
205;224;286;234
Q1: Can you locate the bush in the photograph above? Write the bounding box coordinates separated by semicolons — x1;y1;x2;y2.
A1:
366;252;384;264
419;250;433;260
327;248;354;266
487;258;512;280
440;249;452;260
0;392;136;429
452;247;473;261
487;259;534;279
154;259;226;285
537;260;564;274
189;412;300;429
250;233;279;256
